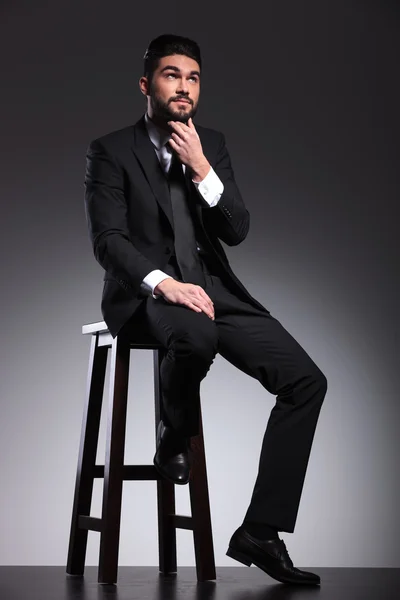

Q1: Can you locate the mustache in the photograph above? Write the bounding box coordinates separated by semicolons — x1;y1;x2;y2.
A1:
169;96;193;104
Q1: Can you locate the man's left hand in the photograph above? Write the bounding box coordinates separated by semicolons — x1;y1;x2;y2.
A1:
168;117;211;182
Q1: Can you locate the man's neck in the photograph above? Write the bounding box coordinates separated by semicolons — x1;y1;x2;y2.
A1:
146;111;171;135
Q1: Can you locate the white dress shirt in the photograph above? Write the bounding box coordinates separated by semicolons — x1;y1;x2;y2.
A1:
140;112;224;299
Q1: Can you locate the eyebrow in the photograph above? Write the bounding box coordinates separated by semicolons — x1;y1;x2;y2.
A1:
160;65;200;77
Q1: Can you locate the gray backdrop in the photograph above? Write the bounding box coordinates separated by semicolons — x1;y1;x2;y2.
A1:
0;0;399;567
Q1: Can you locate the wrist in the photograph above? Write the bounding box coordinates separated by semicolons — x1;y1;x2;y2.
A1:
154;277;176;295
191;158;211;182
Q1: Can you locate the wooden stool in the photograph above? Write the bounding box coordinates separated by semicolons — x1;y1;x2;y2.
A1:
66;321;216;584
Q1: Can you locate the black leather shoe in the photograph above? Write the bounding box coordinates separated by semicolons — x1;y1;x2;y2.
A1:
153;420;192;485
226;525;320;585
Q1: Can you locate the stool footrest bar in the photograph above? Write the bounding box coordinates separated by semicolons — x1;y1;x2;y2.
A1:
172;515;193;530
78;516;103;532
93;465;160;480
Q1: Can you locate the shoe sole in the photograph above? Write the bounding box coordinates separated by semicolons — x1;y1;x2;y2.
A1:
226;547;320;586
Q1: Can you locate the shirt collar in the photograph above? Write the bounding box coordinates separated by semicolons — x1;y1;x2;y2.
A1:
144;112;171;151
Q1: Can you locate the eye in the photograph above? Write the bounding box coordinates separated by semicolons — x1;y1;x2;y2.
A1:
166;73;176;79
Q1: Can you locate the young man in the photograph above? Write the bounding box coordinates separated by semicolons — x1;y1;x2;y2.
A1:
85;34;326;586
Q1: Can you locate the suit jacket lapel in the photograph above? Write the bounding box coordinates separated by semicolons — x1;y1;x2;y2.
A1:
131;115;174;231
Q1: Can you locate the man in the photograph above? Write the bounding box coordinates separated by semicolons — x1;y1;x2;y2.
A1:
85;34;327;586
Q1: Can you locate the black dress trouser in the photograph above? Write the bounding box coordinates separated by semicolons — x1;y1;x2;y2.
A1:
126;253;327;533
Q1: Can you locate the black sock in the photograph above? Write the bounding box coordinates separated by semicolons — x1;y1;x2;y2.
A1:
243;520;279;540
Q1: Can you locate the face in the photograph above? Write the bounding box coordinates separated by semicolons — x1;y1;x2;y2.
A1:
139;54;200;124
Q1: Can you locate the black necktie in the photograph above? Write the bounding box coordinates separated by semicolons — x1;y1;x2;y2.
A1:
167;148;206;287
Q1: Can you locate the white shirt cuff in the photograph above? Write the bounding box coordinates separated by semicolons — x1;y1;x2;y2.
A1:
192;166;224;207
141;270;173;299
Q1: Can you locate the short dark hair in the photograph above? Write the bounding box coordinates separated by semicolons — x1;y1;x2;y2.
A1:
143;34;202;83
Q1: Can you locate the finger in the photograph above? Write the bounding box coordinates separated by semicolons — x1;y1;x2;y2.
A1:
174;119;190;130
170;132;182;145
188;303;202;313
195;303;214;319
168;137;180;150
199;290;214;312
175;126;189;141
168;120;188;132
198;288;214;306
169;129;188;145
188;300;213;319
189;292;213;318
198;298;215;319
184;299;203;314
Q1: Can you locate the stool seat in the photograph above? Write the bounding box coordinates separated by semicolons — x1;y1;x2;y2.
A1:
81;320;161;346
66;320;216;584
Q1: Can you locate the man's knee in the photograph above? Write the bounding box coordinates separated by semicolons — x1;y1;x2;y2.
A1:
317;370;328;395
300;366;328;401
172;320;218;365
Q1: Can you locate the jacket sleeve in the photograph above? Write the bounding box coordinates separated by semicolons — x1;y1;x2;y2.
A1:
84;139;159;294
200;133;250;246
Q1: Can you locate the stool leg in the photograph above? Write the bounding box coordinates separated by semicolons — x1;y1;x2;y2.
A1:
98;335;130;584
189;403;216;581
67;333;108;575
153;348;177;575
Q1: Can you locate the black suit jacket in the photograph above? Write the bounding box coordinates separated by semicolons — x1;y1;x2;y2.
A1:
84;114;269;337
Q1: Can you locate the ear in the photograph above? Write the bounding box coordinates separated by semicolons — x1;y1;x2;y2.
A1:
139;76;149;96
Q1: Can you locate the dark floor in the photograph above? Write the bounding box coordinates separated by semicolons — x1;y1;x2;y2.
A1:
0;567;399;600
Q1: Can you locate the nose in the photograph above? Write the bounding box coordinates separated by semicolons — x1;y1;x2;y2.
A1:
177;78;189;94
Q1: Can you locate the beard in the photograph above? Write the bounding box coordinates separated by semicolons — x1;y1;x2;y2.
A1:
149;87;198;124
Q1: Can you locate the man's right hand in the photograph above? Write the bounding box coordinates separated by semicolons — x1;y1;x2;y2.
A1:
154;279;215;320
